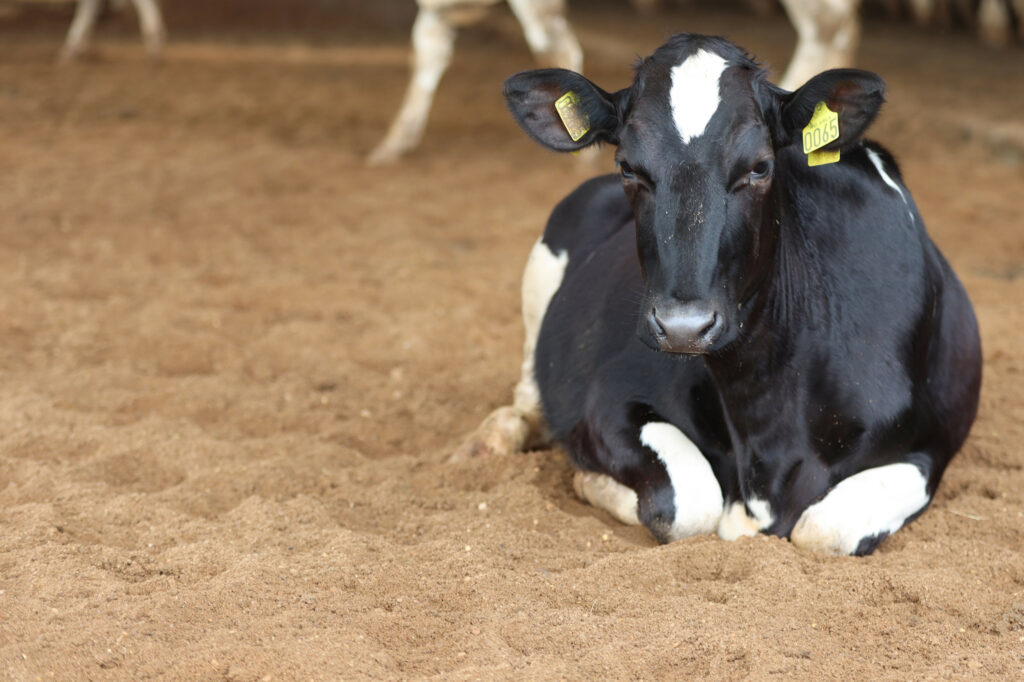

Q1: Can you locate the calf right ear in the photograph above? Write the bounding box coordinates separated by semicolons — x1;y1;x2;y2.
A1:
504;69;625;152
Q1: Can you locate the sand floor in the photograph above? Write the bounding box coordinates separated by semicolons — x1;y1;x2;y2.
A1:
1;4;1023;679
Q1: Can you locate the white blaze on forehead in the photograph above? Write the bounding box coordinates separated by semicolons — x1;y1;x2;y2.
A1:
670;49;729;144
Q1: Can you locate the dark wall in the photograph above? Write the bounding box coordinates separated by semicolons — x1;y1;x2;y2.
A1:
159;0;417;30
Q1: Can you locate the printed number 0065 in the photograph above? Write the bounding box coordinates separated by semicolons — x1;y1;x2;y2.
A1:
804;119;839;151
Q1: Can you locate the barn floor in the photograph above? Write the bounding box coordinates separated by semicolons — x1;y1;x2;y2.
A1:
1;4;1023;679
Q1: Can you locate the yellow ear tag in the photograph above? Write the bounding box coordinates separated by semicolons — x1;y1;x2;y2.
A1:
802;101;840;166
808;148;841;166
554;91;590;142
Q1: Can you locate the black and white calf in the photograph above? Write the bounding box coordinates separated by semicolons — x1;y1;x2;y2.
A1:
460;33;982;555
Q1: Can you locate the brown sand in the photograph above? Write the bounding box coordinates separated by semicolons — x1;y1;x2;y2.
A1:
1;5;1023;680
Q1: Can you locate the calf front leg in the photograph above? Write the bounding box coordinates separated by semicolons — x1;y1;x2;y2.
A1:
571;412;725;544
790;460;933;555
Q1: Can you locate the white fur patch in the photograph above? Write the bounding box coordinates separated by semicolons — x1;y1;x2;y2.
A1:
717;497;774;541
639;422;723;540
573;471;641;527
670;49;728;145
513;239;568;412
865;147;913;221
790;462;930;555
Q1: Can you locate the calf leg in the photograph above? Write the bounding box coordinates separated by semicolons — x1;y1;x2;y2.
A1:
132;0;166;59
572;415;724;543
367;7;456;165
61;0;103;62
790;460;932;555
450;238;566;461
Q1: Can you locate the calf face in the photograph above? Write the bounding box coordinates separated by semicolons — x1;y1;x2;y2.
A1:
504;35;885;354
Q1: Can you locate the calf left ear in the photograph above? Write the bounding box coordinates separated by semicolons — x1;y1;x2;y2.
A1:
780;69;886;150
504;69;625;152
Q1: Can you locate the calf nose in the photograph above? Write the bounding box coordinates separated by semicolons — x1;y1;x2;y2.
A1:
648;303;723;354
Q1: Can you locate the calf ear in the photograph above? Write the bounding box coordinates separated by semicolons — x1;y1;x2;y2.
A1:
504;69;624;152
780;69;886;150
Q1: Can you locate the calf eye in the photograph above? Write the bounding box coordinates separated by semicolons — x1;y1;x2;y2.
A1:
749;159;773;182
619;161;637;180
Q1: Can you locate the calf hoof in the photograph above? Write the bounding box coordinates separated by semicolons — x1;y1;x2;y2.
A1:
573;471;641;527
448;406;533;462
789;463;930;556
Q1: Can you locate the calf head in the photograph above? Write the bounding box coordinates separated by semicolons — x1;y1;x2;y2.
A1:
504;34;885;354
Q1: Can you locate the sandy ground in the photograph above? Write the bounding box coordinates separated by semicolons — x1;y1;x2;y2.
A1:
1;4;1023;680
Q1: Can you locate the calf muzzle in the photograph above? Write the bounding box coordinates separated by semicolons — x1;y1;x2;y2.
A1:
648;302;723;354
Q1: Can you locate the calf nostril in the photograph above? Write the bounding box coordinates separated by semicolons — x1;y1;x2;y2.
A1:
648;309;667;338
700;311;719;338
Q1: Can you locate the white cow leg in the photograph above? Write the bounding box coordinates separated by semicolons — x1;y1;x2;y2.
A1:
790;462;932;555
132;0;166;59
778;0;861;90
573;421;724;542
367;8;456;165
508;0;582;72
61;0;103;62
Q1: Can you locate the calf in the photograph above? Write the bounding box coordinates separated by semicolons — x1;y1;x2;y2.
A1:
460;33;982;555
